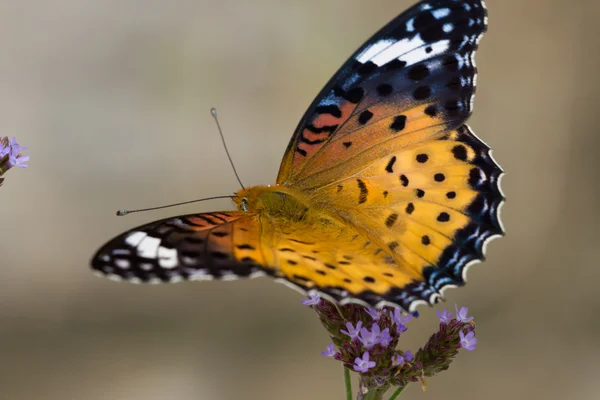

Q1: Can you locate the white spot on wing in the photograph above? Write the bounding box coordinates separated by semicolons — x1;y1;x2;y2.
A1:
158;246;178;269
189;269;214;281
137;236;161;259
115;259;130;269
370;36;425;66
432;8;450;19
443;23;454;33
107;274;123;282
399;39;450;67
125;231;147;247
406;18;415;32
220;270;238;281
356;39;395;63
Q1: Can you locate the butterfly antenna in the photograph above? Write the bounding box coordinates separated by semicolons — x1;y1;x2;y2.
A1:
211;107;245;190
116;195;236;216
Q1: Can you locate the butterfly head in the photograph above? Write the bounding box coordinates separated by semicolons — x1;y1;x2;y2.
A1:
233;185;272;213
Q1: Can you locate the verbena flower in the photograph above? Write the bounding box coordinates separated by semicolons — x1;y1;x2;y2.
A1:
301;293;321;306
358;323;381;349
455;305;474;323
353;352;376;373
0;136;28;186
366;307;383;321
341;321;363;340
436;309;453;323
305;299;478;399
459;330;477;351
391;354;404;367
321;343;337;357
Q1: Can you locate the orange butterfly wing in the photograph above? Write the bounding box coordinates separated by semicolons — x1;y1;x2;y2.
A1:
272;1;503;307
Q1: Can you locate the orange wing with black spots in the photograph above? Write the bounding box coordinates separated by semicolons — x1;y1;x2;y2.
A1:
278;0;489;185
274;0;503;307
91;208;442;309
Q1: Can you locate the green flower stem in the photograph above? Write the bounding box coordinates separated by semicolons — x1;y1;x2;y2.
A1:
388;386;405;400
356;379;390;400
359;387;388;400
344;367;352;400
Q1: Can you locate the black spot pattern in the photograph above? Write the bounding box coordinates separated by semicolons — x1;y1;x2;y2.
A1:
333;86;364;104
452;145;468;161
357;179;369;204
405;203;415;215
390;115;407;132
416;153;429;163
413;86;431;100
434;173;445;182
437;212;451;222
400;174;409;187
358;110;373;124
315;105;342;118
376;83;393;96
446;191;457;199
424;105;437;117
356;61;377;75
343;141;352;148
385;213;399;228
421;235;431;245
385;156;397;173
416;189;425;198
408;65;430;81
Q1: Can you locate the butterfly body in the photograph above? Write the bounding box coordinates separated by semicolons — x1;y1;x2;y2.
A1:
92;0;503;311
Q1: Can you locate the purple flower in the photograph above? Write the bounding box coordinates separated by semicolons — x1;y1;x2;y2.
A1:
365;307;383;321
0;142;8;158
1;137;28;168
455;305;474;323
353;351;376;373
392;354;405;367
436;309;453;324
341;321;363;340
390;308;411;332
321;343;336;357
301;293;321;306
404;350;414;362
359;323;381;349
460;330;477;351
378;327;392;348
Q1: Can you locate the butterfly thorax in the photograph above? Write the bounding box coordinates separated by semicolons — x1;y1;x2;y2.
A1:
235;185;315;223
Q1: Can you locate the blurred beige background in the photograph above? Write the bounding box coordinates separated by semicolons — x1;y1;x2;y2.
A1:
1;0;598;399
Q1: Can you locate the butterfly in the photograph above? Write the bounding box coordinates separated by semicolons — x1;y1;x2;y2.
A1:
91;0;503;312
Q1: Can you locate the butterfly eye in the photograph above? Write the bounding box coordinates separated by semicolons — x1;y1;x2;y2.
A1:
241;197;249;212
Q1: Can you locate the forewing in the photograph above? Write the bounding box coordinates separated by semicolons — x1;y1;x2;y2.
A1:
277;0;487;184
91;212;273;283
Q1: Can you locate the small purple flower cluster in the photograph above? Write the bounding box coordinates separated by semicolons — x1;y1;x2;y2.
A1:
0;136;28;186
303;294;477;395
